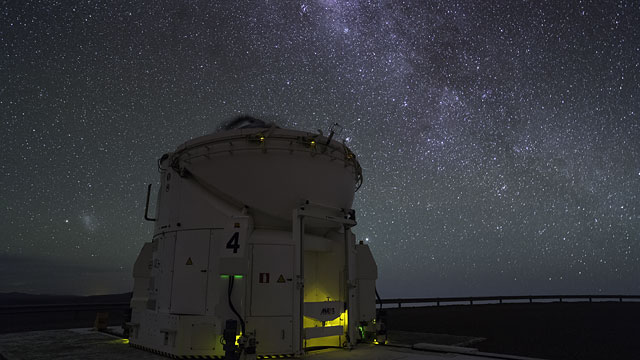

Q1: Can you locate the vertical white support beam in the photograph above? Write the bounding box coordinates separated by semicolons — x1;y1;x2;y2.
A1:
345;228;357;347
292;209;304;355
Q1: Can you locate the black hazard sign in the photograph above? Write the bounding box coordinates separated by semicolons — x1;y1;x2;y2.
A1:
277;274;286;283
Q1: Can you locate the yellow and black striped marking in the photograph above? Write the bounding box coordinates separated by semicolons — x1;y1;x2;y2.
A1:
130;342;180;358
130;342;294;359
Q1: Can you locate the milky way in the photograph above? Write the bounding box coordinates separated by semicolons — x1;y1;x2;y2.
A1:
1;1;639;296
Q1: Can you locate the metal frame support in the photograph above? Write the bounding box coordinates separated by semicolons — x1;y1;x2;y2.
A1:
292;210;304;355
292;202;358;355
345;225;357;348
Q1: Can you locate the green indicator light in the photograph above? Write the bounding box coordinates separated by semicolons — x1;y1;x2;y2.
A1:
221;274;243;279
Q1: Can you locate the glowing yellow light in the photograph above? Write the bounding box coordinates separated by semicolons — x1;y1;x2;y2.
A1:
235;334;241;345
310;140;316;146
303;310;347;348
109;338;130;344
259;136;265;142
324;309;347;327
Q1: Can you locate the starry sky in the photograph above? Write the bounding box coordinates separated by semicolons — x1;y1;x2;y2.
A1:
1;0;639;297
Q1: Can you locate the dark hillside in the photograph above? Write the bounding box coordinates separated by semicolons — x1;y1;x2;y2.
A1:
0;292;132;306
0;293;132;334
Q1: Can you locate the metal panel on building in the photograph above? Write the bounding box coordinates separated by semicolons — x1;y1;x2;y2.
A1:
249;316;293;354
251;244;294;316
170;230;211;314
154;232;176;312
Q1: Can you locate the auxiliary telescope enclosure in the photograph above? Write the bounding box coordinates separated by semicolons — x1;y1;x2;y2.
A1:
129;124;378;357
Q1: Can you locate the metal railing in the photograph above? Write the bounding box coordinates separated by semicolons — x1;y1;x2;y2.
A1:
376;294;640;308
2;294;640;313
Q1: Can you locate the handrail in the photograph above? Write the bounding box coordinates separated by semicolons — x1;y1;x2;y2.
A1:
2;295;639;313
144;183;156;221
376;294;640;308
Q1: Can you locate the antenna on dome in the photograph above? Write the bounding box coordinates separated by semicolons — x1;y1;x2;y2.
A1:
325;122;342;145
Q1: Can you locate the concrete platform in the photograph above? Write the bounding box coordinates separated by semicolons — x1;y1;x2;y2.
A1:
0;328;544;360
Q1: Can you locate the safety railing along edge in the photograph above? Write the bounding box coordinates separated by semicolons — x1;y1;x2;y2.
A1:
376;294;640;308
2;295;640;313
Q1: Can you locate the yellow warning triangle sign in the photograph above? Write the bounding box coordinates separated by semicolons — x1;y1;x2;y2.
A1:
277;274;285;283
186;257;193;265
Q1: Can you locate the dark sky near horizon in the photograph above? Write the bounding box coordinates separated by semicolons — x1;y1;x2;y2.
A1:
1;0;639;297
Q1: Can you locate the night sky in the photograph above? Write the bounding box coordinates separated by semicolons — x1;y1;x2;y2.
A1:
1;1;639;297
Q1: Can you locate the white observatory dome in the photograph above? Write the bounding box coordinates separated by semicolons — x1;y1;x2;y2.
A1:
157;125;363;228
131;122;377;358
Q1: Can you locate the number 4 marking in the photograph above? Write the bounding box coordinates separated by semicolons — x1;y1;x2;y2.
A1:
226;232;240;253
